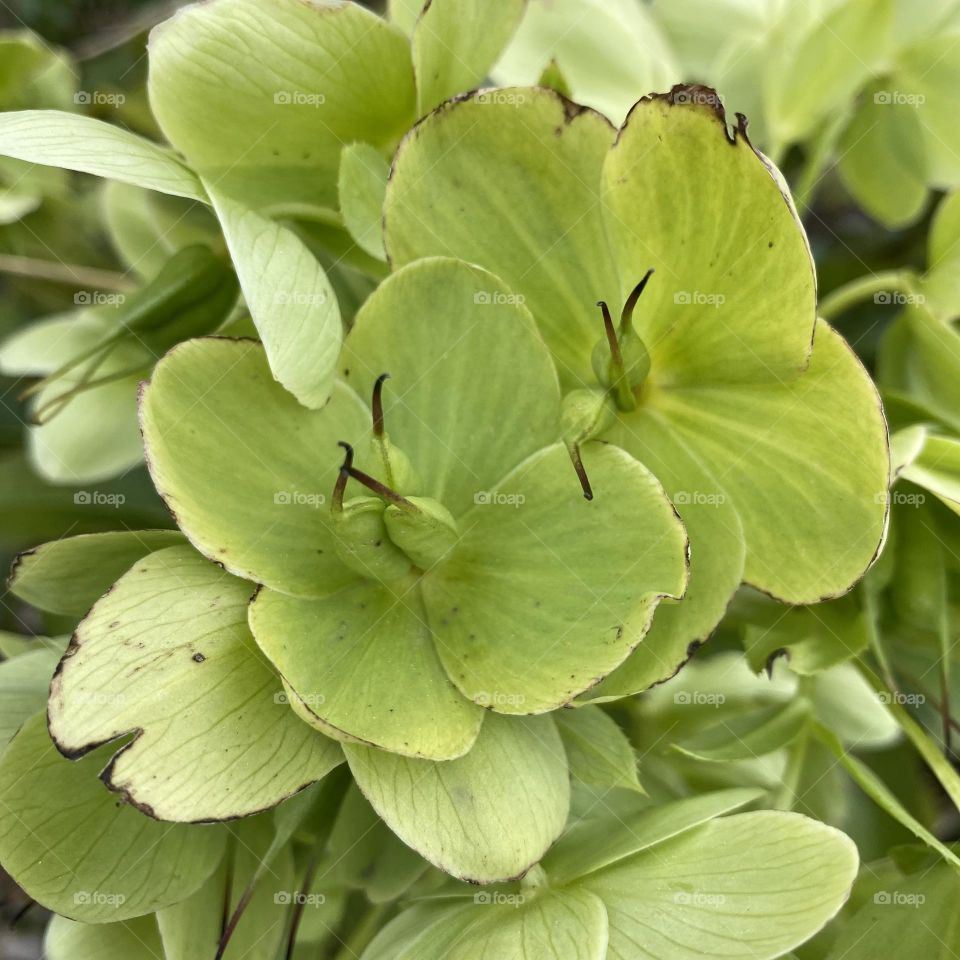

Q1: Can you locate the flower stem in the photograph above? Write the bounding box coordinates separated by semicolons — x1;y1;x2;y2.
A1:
817;269;918;321
0;253;135;292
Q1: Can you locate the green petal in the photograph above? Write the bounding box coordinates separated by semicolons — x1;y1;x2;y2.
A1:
602;91;816;385
207;187;342;409
338;142;391;261
140;337;369;597
148;0;415;211
582;811;858;960
412;0;526;115
46;915;163;960
9;529;182;615
386;89;618;390
249;579;483;760
0;110;205;199
591;409;746;697
345;714;569;883
555;705;643;793
363;887;609;960
0;309;107;375
900;433;960;515
340;257;562;515
423;442;688;713
48;545;343;822
651;320;889;603
0;646;61;752
0;713;225;921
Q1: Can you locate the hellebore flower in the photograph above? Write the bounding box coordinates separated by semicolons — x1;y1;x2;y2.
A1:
384;85;890;695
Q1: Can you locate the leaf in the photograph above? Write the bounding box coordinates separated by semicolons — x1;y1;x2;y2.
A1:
591;409;746;697
0;110;205;199
0;646;61;751
413;0;527;115
249;578;483;760
48;545;343;821
385;88;618;390
672;699;811;762
362;887;609;960
900;433;960;515
140;337;370;597
345;714;569;883
652;320;889;603
45;914;163;960
424;442;688;713
543;788;762;885
0;713;225;921
812;663;900;750
206;187;343;409
555;705;643;792
582;811;859;960
338;142;390;260
9;529;182;615
148;0;415;211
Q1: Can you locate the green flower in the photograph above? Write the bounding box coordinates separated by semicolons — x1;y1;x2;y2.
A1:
384;85;890;695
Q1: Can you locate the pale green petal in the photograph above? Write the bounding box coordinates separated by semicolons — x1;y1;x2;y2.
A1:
45;915;163;960
386;88;617;390
208;187;342;408
651;320;889;603
148;0;415;210
0;713;226;921
340;257;561;515
0;110;205;199
249;579;483;760
0;647;60;751
345;714;569;883
424;442;688;712
900;433;960;515
140;337;369;597
49;546;343;822
338;142;390;260
9;529;182;615
555;705;643;792
413;0;526;114
0;309;107;376
582;811;858;960
602;91;816;385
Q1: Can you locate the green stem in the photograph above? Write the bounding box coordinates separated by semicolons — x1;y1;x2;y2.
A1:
331;901;389;960
818;269;918;321
792;110;849;215
0;254;136;292
773;724;809;811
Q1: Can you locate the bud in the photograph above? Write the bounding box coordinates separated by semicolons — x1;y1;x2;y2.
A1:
331;496;412;581
384;497;458;570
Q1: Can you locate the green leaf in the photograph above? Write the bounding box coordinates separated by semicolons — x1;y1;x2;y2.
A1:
672;699;811;762
140;337;370;597
45;915;163;960
0;646;61;751
249;578;483;760
48;545;343;821
385;88;618;390
362;887;609;960
582;811;858;960
9;529;182;615
543;788;762;885
0;110;205;199
413;0;527;114
555;705;643;792
147;0;415;211
0;713;225;921
338;142;390;260
652;320;889;603
812;663;900;749
345;714;569;883
900;433;960;515
340;256;562;516
206;187;343;408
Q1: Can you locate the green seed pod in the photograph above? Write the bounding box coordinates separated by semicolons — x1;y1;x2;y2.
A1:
384;497;458;570
371;433;421;495
561;387;616;448
331;495;412;582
